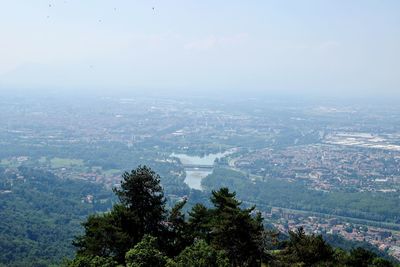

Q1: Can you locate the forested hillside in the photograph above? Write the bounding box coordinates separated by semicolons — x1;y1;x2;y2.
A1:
0;167;114;267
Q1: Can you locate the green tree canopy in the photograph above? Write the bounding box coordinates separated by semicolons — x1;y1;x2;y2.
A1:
64;255;117;267
73;205;132;262
172;240;229;267
188;203;211;241
278;227;335;266
163;199;192;257
125;235;168;267
74;166;168;264
114;165;167;237
185;188;266;266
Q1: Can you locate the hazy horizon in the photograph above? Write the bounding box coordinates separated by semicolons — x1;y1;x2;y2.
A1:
1;1;399;98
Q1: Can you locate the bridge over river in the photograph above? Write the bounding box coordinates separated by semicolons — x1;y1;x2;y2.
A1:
182;164;214;171
171;151;234;190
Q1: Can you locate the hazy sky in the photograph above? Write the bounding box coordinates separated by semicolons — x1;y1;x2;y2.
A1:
0;0;399;97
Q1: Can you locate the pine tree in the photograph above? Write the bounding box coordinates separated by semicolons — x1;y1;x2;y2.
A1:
73;205;132;262
209;188;264;267
114;165;167;237
188;203;211;241
74;166;167;264
163;199;192;257
279;227;334;266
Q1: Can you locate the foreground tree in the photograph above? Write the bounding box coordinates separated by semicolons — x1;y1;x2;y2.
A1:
187;203;211;241
171;240;229;267
278;227;334;266
125;235;168;267
185;188;266;266
346;247;376;267
208;188;265;267
74;166;167;264
65;255;117;267
164;199;193;257
73;205;133;262
114;165;167;237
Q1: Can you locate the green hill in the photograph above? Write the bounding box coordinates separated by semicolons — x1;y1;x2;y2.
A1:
0;167;113;267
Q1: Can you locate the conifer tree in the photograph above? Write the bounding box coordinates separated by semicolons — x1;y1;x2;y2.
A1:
114;165;167;237
188;203;211;241
209;188;264;267
74;166;167;264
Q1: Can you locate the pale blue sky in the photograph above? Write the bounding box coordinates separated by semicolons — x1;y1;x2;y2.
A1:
0;0;399;96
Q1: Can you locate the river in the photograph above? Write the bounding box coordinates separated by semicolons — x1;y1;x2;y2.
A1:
171;151;231;190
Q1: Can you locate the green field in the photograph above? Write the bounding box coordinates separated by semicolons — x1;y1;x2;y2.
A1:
50;157;84;168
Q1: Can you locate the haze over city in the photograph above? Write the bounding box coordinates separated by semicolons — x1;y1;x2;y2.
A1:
0;0;399;98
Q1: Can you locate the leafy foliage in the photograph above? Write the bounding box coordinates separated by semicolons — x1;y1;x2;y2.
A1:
171;240;229;267
125;235;168;267
64;255;117;267
277;227;334;266
0;167;113;267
